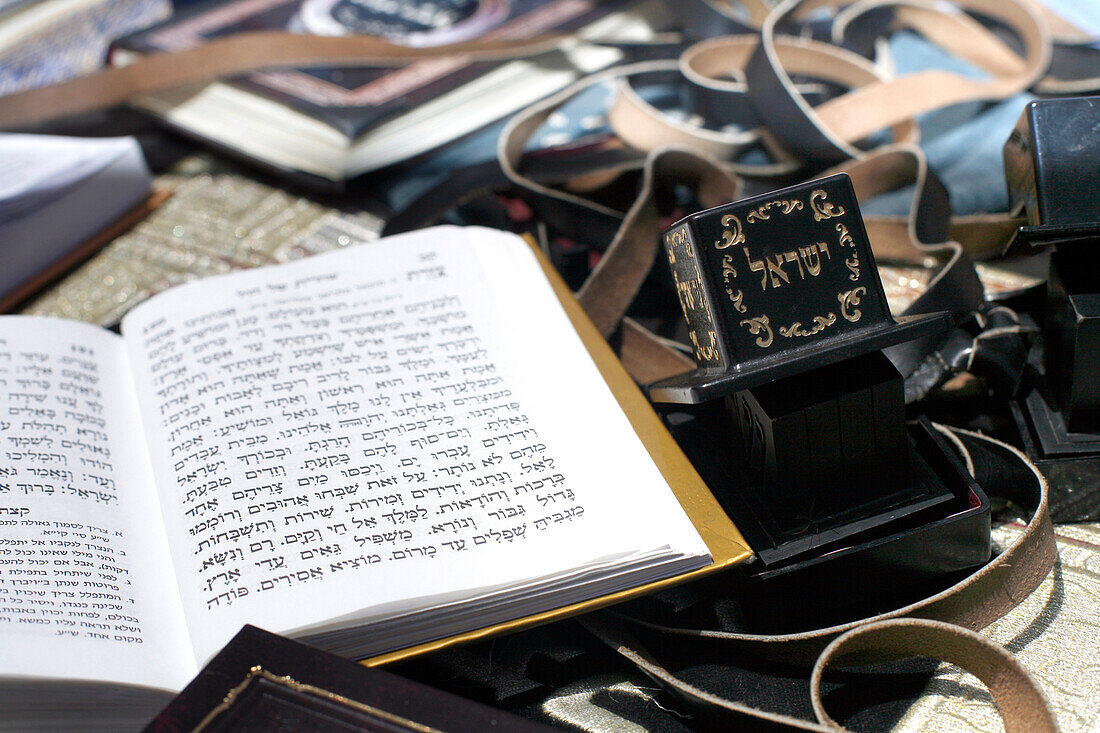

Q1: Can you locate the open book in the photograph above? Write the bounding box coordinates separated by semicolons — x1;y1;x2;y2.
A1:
0;226;749;728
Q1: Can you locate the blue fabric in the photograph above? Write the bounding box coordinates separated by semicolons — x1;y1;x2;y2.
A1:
376;1;1100;216
864;1;1100;216
862;31;1032;216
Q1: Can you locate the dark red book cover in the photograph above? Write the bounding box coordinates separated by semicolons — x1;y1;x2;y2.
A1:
144;625;555;732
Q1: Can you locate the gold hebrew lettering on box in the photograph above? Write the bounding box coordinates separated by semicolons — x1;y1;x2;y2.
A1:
797;243;829;275
766;253;791;287
744;243;832;291
672;270;708;316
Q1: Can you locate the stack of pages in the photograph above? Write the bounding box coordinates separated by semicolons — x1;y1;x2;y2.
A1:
0;226;748;730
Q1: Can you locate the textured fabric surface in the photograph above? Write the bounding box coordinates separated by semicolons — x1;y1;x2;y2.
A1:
20;156;383;325
895;521;1100;732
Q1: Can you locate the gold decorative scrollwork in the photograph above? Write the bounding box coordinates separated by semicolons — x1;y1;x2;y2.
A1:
835;222;859;279
721;255;746;312
838;287;867;322
810;190;845;221
726;288;746;312
745;199;803;224
714;213;746;249
779;313;837;338
740;314;773;348
721;254;737;280
845;258;860;280
835;222;854;247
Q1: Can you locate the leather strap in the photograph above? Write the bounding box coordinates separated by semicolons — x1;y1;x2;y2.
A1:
607;34;919;176
1030;0;1100;94
0;0;1089;137
498;63;744;337
744;0;1048;168
0;3;1069;726
811;619;1058;733
502;64;1009;397
580;613;835;732
0;31;570;130
581;611;1059;731
577;426;1058;729
825;145;995;398
680;0;774;40
608;426;1055;666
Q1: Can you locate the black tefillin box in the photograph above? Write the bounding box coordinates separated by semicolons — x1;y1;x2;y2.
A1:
1004;96;1100;482
649;173;991;630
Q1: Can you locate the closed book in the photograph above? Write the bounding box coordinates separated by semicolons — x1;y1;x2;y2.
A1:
111;0;671;182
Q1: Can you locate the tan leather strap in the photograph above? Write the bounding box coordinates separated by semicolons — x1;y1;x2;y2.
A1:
502;64;984;385
744;0;1048;166
581;611;1059;731
607;34;918;176
580;614;834;732
863;214;1030;262
575;425;1058;728
498;60;681;227
0;31;569;130
811;618;1059;733
610;426;1055;666
822;145;987;380
619;318;696;385
0;0;1086;137
499;64;743;337
1028;0;1100;94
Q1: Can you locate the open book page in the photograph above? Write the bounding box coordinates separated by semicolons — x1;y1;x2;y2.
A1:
121;226;710;663
0;317;196;691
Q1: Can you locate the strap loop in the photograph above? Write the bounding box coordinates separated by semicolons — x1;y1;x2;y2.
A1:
576;426;1057;729
748;0;1050;167
811;618;1058;733
604;427;1054;667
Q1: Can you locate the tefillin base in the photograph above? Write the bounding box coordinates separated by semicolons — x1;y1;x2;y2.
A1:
650;174;990;631
1003;96;1100;516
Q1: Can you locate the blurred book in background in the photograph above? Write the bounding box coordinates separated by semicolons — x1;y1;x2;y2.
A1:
112;0;671;184
0;134;158;311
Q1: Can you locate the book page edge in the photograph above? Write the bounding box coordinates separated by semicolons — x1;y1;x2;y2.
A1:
362;235;753;667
